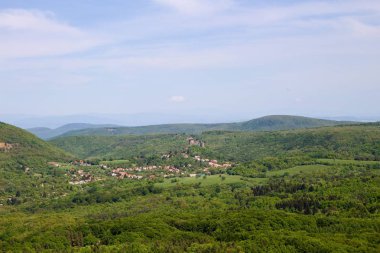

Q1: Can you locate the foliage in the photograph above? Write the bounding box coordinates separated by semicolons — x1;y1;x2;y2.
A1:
1;122;380;252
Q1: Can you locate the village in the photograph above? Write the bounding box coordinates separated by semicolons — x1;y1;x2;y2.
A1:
106;154;232;181
49;155;232;185
45;136;233;185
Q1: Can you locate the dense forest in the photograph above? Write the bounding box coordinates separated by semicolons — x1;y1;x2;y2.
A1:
1;122;379;252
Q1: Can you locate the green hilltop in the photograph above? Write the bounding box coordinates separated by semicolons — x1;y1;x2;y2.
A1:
237;115;349;131
0;122;72;169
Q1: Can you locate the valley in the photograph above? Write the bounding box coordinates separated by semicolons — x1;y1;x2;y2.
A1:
0;120;379;252
2;0;379;251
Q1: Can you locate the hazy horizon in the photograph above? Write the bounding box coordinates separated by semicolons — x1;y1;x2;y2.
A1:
2;112;378;129
1;0;380;124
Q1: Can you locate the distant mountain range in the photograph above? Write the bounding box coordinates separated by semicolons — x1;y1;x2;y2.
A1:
3;112;248;129
29;115;356;140
28;123;119;140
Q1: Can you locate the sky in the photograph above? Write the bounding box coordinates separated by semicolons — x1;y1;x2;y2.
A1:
1;0;380;126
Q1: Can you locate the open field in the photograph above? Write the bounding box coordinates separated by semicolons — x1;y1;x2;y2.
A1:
266;164;331;177
156;175;267;188
318;158;380;165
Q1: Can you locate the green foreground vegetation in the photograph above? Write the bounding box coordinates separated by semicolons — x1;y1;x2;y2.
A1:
1;122;380;252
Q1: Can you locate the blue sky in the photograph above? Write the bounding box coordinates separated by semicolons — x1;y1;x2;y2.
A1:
1;0;380;123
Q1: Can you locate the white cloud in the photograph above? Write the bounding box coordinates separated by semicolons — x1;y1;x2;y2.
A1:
153;0;234;15
0;9;106;58
1;1;379;117
1;1;380;90
170;95;186;102
0;9;77;33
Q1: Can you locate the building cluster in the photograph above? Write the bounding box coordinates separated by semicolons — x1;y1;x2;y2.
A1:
111;168;143;179
194;156;232;168
108;154;233;180
111;165;181;179
69;169;93;185
71;160;92;166
163;166;181;173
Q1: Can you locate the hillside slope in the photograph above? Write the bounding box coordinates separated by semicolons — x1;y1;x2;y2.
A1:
57;115;353;137
50;134;188;159
0;122;72;169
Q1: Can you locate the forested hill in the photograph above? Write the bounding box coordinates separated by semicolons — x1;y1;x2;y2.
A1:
50;123;380;161
0;122;72;169
199;123;380;162
238;115;349;131
55;115;353;137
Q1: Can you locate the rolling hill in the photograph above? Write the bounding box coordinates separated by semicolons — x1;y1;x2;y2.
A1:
54;115;354;137
3;121;380;252
0;122;72;169
238;115;349;131
50;123;380;161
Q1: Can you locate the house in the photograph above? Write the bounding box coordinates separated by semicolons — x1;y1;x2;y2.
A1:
209;161;222;168
164;166;180;173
